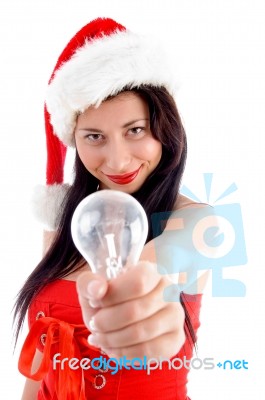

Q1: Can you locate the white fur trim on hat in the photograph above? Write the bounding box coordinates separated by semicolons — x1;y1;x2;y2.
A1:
31;184;71;231
46;30;177;147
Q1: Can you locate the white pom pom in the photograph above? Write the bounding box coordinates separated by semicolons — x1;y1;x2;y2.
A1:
31;184;71;231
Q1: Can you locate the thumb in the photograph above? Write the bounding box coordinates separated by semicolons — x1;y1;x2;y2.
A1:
76;270;108;302
76;271;108;329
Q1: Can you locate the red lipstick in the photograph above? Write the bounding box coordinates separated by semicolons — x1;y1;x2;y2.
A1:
105;167;141;185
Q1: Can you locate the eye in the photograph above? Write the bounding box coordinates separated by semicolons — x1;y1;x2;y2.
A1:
85;133;104;142
127;127;144;136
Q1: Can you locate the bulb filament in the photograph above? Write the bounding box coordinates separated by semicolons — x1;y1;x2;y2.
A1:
104;233;122;279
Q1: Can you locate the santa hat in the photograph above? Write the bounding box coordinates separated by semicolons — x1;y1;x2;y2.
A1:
34;17;177;230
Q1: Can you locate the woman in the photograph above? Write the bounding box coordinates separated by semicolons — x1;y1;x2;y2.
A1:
14;17;208;399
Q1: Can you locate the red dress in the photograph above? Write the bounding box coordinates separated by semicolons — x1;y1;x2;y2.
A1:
18;280;202;399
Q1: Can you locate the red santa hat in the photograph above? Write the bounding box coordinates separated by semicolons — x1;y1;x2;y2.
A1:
33;17;176;230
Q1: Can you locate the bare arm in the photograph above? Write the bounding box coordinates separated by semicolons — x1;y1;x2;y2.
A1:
21;349;43;400
21;379;41;400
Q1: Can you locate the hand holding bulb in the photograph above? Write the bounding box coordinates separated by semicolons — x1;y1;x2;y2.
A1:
74;191;186;359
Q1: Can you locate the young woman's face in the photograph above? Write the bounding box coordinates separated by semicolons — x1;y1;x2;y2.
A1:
74;92;162;193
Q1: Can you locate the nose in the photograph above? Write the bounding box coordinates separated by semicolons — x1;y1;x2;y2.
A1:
104;138;132;172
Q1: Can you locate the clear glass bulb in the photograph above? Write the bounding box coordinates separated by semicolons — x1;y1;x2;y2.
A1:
71;190;148;279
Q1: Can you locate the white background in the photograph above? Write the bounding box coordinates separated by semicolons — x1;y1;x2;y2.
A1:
0;0;264;398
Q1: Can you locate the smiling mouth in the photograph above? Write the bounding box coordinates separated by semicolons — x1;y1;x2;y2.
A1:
104;167;142;185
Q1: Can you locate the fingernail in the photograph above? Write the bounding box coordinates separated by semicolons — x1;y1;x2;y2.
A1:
88;334;98;346
87;280;105;298
89;317;97;331
89;299;101;309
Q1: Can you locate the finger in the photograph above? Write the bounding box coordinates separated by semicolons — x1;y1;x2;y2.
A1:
90;279;166;332
76;270;108;300
102;330;186;360
88;303;184;349
76;270;108;327
97;261;161;307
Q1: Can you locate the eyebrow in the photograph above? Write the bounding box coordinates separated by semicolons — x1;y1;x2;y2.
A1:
123;118;149;128
78;118;150;133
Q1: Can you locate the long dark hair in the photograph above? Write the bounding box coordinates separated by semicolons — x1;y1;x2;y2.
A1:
14;85;196;348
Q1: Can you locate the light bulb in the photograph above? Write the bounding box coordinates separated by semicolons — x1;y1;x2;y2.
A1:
71;190;148;279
